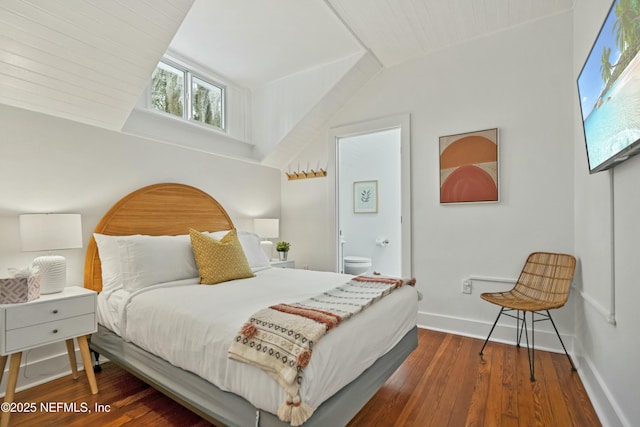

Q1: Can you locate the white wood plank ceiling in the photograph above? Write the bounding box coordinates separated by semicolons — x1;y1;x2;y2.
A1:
0;0;574;133
0;0;194;130
169;0;363;88
327;0;575;67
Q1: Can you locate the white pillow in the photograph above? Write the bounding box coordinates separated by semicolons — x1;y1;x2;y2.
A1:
93;233;123;293
238;230;271;271
207;230;271;272
117;234;199;292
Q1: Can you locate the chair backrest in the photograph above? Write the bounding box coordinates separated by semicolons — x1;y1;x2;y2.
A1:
512;252;576;309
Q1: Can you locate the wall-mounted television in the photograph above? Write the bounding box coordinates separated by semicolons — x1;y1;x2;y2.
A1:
577;0;640;173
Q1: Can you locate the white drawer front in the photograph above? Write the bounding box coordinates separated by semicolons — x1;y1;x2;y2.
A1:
5;295;95;330
4;314;96;353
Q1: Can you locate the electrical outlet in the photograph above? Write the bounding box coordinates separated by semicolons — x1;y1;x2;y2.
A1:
462;280;472;294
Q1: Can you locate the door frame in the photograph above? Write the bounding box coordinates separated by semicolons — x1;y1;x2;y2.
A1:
328;114;412;276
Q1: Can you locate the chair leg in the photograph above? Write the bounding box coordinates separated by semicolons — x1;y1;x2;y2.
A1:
520;311;530;354
481;308;574;381
516;310;535;381
527;311;535;381
524;310;577;382
547;310;577;371
479;307;504;356
516;309;520;346
516;310;527;347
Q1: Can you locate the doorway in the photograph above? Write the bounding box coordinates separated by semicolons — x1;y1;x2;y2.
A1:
329;115;411;276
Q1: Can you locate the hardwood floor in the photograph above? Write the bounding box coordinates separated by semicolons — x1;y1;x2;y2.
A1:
7;329;600;426
347;329;600;427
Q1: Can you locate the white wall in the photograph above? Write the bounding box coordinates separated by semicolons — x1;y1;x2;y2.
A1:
284;9;575;339
281;5;638;426
0;104;280;281
252;53;364;159
0;103;280;392
573;1;640;426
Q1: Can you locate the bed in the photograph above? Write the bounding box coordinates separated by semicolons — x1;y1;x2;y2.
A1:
84;183;418;427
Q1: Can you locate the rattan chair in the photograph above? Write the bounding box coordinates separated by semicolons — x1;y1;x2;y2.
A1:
479;252;577;381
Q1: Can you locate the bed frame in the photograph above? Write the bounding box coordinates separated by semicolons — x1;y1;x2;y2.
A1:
84;183;418;426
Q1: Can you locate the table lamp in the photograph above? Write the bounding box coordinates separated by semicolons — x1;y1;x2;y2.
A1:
253;218;279;260
19;213;83;294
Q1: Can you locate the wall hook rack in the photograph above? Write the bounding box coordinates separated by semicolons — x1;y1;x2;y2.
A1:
285;168;327;181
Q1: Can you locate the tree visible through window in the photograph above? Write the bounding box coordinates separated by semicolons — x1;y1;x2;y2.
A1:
192;77;222;128
151;60;225;131
151;62;184;118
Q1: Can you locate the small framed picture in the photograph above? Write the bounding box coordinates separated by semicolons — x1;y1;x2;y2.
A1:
354;180;378;213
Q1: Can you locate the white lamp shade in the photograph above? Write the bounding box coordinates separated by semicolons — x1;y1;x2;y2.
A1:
253;218;279;239
20;214;83;251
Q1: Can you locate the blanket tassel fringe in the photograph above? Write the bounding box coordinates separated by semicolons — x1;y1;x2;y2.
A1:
277;394;314;426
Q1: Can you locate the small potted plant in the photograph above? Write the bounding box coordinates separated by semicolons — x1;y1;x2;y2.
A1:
276;241;291;261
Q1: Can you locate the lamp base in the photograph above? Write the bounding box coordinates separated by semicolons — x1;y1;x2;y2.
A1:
32;255;66;294
260;240;274;261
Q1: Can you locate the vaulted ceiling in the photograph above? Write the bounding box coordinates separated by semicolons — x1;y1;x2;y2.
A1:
168;0;363;89
328;0;575;67
0;0;195;131
0;0;574;160
170;0;575;88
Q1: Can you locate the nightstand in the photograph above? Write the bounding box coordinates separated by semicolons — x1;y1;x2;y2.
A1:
0;286;97;427
270;260;295;269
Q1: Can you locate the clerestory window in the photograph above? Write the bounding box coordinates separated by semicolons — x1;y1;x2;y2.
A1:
151;59;225;131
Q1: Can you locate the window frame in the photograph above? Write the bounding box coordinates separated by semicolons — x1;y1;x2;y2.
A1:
150;58;226;132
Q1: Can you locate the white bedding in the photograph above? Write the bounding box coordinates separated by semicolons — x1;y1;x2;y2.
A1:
96;267;418;415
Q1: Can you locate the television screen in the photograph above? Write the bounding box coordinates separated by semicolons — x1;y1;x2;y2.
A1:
577;0;640;173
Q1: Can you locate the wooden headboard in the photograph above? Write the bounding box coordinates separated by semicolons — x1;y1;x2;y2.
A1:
84;183;234;292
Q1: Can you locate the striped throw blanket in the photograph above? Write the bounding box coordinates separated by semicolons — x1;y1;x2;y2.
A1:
227;275;416;426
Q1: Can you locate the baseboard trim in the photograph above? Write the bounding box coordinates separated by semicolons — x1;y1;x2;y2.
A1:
417;310;574;354
572;343;630;427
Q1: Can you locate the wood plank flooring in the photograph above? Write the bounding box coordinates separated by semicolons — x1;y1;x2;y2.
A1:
7;329;600;426
347;329;600;427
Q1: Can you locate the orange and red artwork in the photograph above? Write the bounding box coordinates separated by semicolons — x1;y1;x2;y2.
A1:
439;129;498;203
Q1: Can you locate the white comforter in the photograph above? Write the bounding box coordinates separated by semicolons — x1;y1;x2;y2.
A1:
97;268;418;414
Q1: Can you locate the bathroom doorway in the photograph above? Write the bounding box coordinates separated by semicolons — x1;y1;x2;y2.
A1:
330;115;411;277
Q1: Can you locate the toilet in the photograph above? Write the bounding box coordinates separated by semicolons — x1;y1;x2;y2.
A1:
343;256;372;275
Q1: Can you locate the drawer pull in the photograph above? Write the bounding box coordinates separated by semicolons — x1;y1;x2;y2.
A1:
52;329;58;334
52;309;59;314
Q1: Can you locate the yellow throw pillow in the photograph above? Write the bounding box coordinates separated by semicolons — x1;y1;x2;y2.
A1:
189;228;255;284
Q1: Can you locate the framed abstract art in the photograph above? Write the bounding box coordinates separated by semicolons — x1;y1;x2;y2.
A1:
439;128;499;204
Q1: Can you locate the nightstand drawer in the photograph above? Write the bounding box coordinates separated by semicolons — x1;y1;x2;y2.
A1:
5;295;94;330
4;313;96;353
